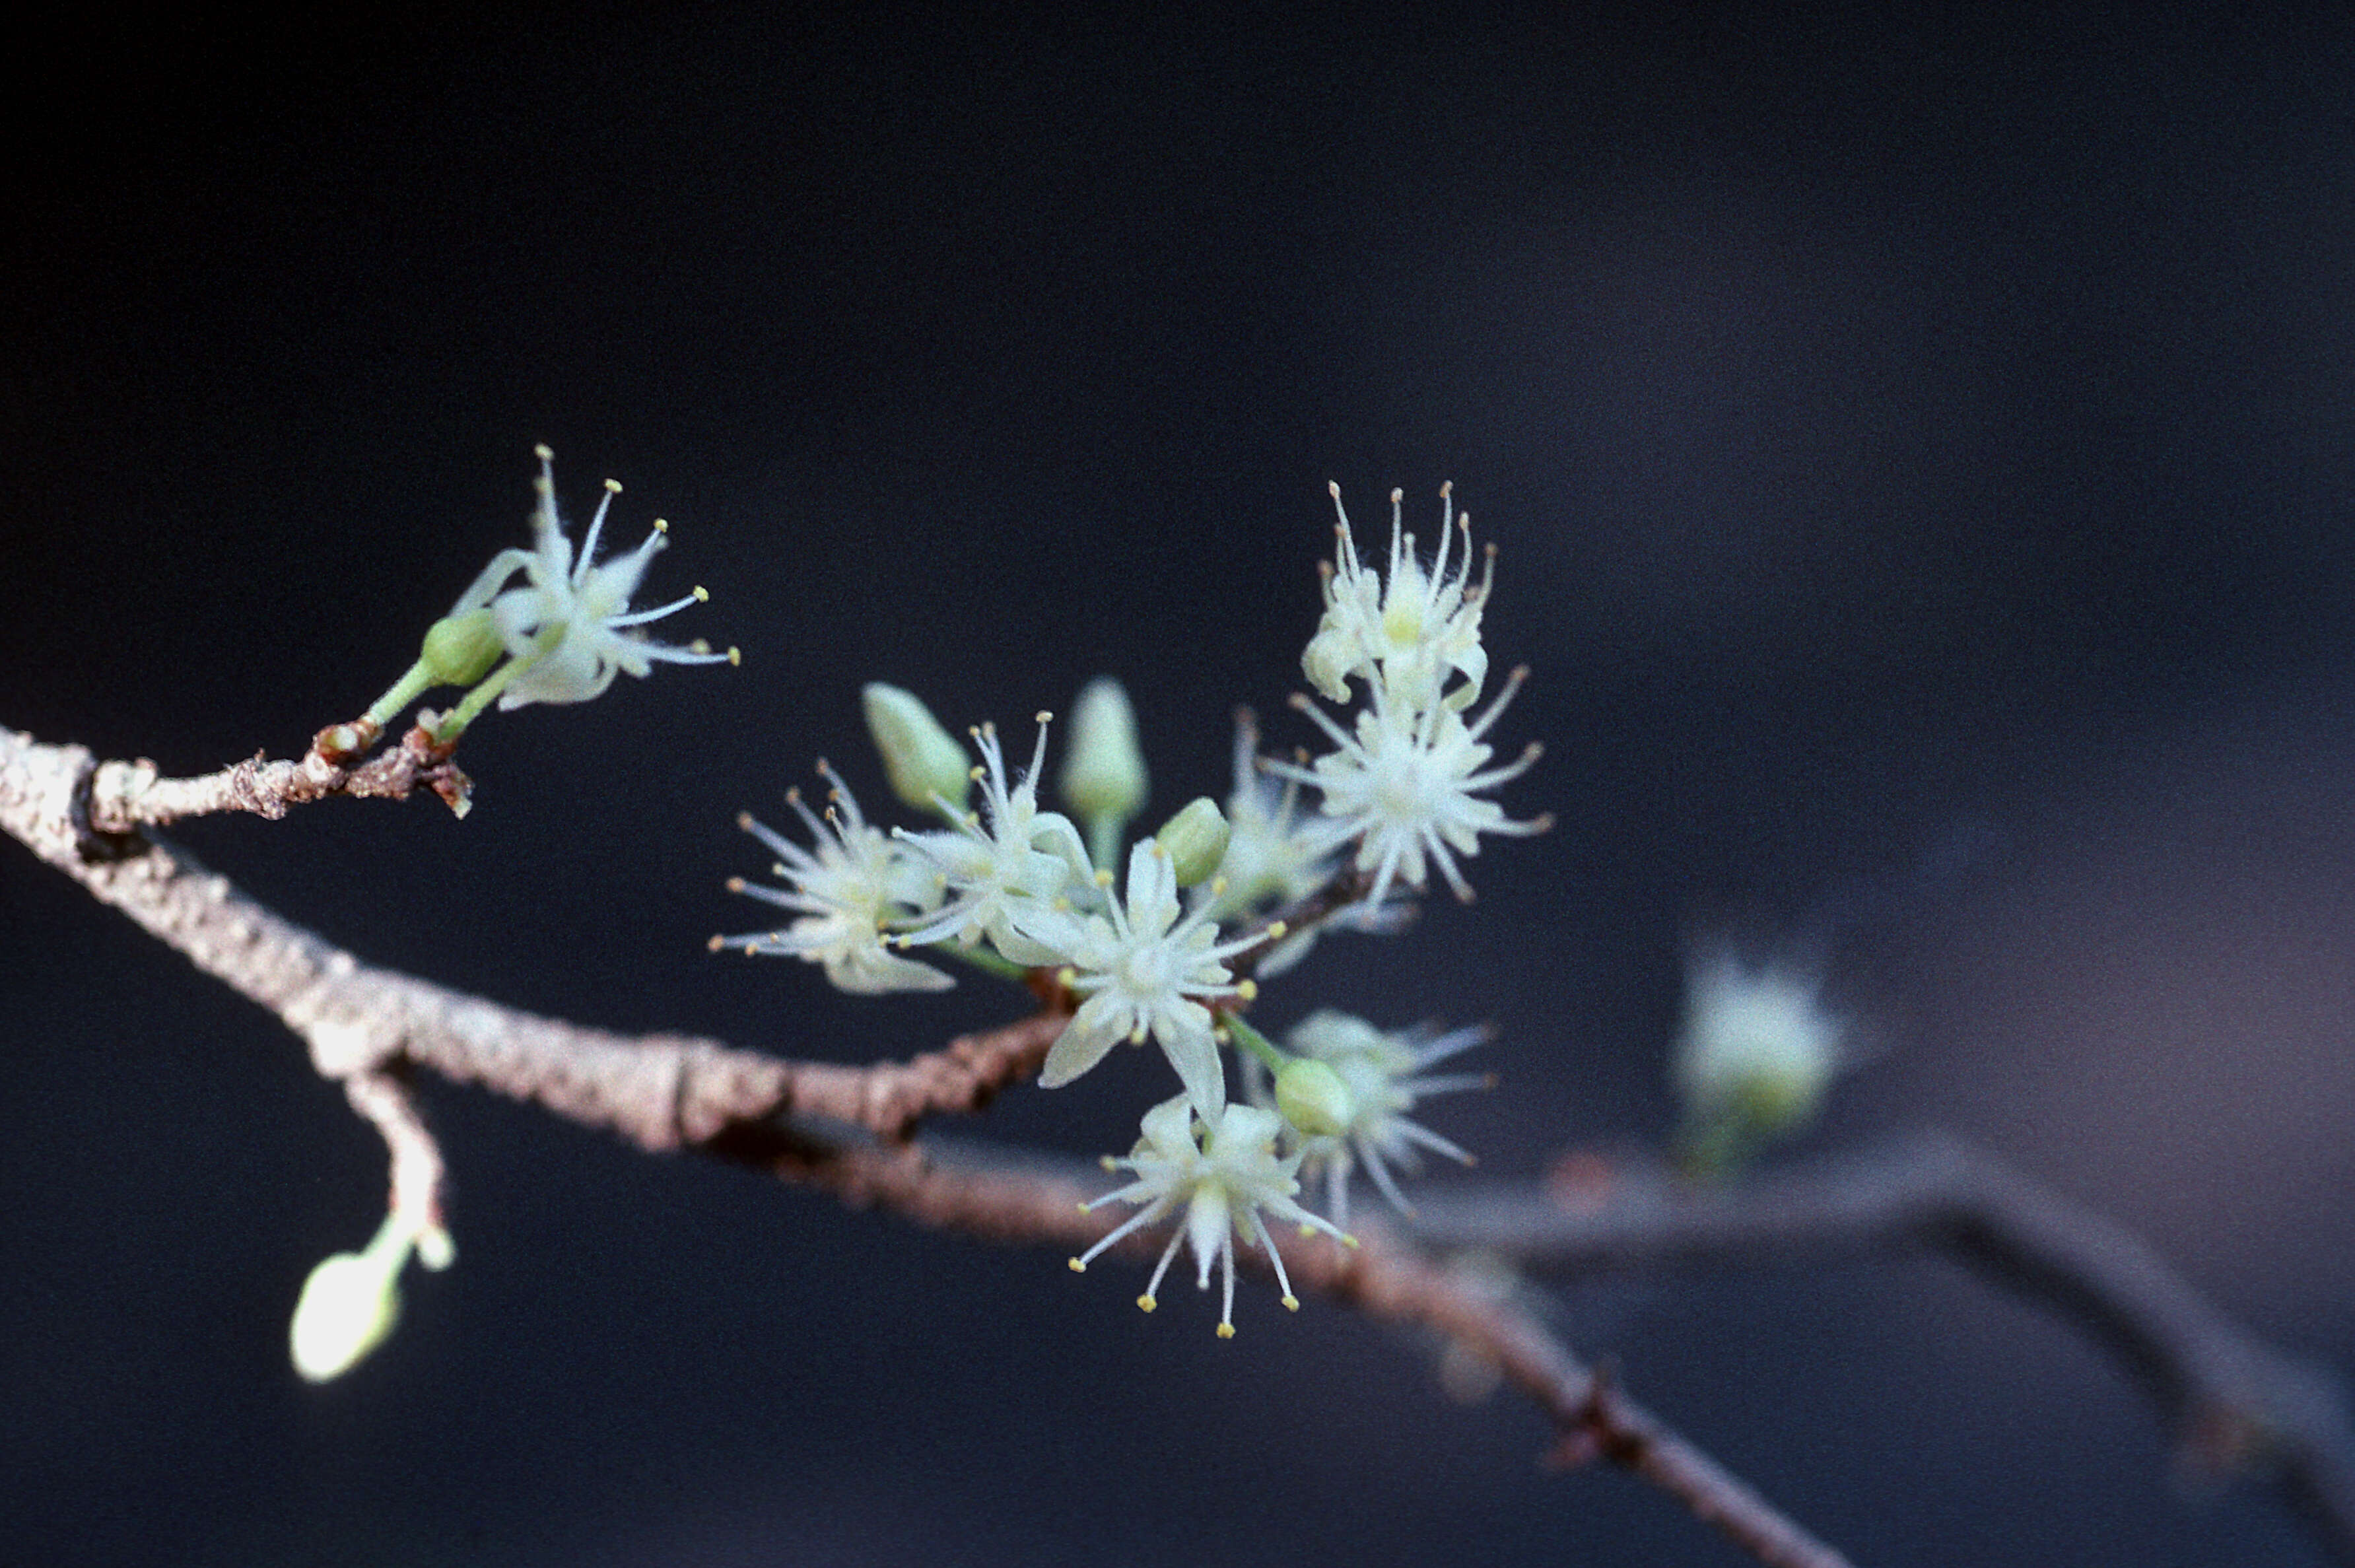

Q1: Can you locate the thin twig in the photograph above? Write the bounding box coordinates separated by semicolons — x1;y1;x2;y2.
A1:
83;720;474;829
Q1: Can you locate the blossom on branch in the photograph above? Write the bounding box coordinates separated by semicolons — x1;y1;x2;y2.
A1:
716;765;952;996
450;446;735;710
1264;1009;1491;1225
1068;1095;1353;1338
1303;483;1492;714
1031;840;1267;1119
891;714;1091;967
1274;669;1550;909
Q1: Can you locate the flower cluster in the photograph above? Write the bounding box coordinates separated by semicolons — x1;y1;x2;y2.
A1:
1268;485;1551;910
721;481;1542;1331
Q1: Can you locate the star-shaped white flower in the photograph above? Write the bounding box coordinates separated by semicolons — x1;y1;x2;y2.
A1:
716;764;951;996
1068;1096;1353;1337
1031;839;1264;1119
450;446;733;709
1272;667;1550;910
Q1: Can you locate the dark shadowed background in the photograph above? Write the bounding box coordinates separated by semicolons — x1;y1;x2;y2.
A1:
4;5;2353;1565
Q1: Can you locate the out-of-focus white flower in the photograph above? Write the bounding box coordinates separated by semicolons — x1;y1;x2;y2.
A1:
1673;951;1843;1143
1274;669;1550;910
1262;1009;1491;1225
1202;708;1334;923
1067;1096;1353;1337
893;715;1089;967
450;446;734;710
717;765;952;995
1032;840;1267;1119
1302;483;1491;715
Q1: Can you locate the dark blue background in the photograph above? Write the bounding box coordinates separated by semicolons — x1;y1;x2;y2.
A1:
3;5;2352;1563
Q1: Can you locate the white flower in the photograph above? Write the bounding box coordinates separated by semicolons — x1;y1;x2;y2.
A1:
1032;839;1265;1119
1198;708;1400;977
1273;668;1550;910
1267;1010;1492;1226
893;714;1090;967
717;765;952;995
450;446;734;709
1302;483;1492;715
1202;707;1334;922
1673;951;1843;1136
1067;1096;1353;1337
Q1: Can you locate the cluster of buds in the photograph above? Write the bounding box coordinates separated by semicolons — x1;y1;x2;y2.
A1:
720;483;1545;1333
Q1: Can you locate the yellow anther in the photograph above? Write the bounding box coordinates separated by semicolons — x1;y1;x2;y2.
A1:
534;442;554;460
1068;1258;1086;1273
1281;1295;1300;1312
603;478;623;494
691;585;709;603
1215;1323;1236;1339
1137;1295;1158;1313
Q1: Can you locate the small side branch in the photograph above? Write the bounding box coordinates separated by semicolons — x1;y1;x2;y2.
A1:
82;720;475;829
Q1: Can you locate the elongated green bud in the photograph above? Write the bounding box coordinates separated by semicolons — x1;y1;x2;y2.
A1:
289;1213;413;1384
1154;796;1230;887
1276;1058;1355;1138
1062;677;1147;869
419;609;506;688
863;683;971;817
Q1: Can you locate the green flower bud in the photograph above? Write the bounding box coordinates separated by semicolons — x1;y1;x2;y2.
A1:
289;1227;408;1384
1060;676;1148;827
419;609;506;688
862;683;971;817
1276;1057;1355;1139
1154;796;1231;887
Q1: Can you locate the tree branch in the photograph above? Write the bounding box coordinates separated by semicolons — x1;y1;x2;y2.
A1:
0;724;1854;1568
1411;1142;2355;1561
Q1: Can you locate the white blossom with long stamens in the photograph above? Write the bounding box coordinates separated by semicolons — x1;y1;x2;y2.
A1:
1068;1097;1353;1338
1272;667;1550;910
1302;482;1492;716
1260;1010;1493;1226
1029;839;1268;1119
716;765;951;996
451;446;733;709
893;714;1091;967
